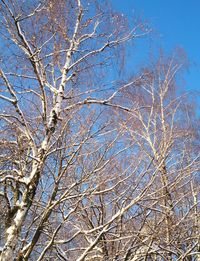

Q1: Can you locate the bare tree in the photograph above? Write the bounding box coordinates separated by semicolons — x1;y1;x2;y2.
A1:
0;0;150;260
117;54;200;260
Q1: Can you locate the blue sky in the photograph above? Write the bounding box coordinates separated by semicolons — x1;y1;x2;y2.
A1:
111;0;200;94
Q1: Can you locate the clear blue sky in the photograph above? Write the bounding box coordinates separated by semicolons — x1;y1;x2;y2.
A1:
111;0;200;94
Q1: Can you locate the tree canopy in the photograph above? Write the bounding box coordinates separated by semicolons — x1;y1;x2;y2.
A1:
0;1;199;260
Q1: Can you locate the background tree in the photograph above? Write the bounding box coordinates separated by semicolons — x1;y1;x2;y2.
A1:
116;54;200;260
